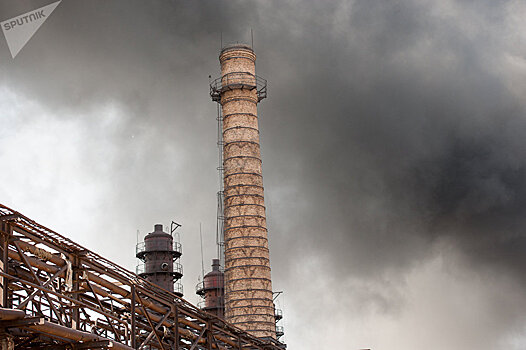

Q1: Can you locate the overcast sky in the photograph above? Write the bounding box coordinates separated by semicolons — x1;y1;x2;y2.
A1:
2;1;526;349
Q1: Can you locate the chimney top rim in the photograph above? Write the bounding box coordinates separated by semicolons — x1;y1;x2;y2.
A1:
220;43;253;54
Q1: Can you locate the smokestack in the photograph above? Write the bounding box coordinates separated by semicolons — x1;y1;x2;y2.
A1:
210;44;275;339
136;224;183;296
196;258;225;318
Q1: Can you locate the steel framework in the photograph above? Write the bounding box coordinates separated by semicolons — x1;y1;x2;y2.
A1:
0;204;284;350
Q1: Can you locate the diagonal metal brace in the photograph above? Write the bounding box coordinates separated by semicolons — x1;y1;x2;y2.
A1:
17;264;67;310
189;327;207;350
138;309;171;349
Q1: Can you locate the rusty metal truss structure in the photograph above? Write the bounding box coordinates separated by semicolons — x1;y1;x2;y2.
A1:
0;204;285;350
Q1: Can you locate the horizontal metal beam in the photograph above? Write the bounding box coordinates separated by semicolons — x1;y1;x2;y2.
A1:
0;203;285;350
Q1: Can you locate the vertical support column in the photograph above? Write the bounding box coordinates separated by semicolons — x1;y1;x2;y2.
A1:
206;320;213;350
0;223;9;308
0;224;12;350
131;286;136;349
172;304;179;350
218;45;276;339
70;254;80;330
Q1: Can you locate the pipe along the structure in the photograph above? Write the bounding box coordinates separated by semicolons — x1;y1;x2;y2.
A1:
0;306;133;350
6;242;243;349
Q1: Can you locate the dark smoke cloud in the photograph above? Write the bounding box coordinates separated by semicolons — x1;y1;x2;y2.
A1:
1;0;526;348
250;0;526;284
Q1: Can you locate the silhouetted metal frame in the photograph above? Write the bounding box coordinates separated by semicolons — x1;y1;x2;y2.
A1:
0;204;284;350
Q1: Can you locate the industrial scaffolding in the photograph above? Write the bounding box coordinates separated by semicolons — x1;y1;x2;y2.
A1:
0;204;284;350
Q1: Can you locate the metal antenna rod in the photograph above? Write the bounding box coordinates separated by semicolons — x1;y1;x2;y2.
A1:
199;223;205;280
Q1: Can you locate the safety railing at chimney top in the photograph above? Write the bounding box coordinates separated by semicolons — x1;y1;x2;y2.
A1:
136;241;182;256
210;72;267;102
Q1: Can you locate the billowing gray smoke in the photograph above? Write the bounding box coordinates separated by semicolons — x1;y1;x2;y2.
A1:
1;1;526;349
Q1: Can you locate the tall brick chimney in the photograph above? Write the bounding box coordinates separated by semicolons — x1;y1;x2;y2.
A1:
210;44;275;339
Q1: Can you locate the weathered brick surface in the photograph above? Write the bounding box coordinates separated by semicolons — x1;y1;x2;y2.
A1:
219;45;276;339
